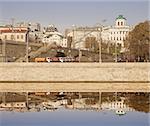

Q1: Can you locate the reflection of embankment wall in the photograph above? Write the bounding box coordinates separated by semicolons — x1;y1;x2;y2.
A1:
0;63;150;92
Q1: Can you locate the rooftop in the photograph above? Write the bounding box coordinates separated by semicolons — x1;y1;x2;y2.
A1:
116;15;126;20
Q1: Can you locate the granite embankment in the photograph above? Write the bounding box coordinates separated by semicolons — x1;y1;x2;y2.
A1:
0;63;149;92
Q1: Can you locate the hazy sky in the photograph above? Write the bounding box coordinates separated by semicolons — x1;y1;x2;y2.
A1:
0;0;149;32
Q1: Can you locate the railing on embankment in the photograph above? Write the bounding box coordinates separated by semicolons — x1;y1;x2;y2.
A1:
0;63;149;92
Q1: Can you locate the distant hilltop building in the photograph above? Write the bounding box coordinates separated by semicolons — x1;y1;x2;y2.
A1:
42;24;67;47
66;15;131;50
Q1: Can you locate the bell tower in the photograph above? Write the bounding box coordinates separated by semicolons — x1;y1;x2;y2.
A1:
115;15;127;27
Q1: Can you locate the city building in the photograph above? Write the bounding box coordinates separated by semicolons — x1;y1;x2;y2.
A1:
66;15;131;50
0;26;27;42
42;25;67;47
16;22;43;43
66;26;100;50
101;15;131;47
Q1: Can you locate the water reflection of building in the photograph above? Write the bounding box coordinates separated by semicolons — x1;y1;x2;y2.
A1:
101;98;134;115
0;92;149;113
0;102;28;112
66;98;101;111
0;102;26;108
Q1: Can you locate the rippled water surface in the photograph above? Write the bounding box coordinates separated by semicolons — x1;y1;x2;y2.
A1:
0;92;149;126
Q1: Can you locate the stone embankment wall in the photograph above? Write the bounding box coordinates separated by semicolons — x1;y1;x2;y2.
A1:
0;63;149;92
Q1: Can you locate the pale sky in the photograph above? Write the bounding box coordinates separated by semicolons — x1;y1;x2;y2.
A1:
0;0;149;33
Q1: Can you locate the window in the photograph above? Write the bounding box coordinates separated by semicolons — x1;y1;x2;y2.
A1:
11;35;14;40
17;35;19;39
114;37;115;40
21;35;24;39
118;22;120;26
121;22;123;26
4;35;7;39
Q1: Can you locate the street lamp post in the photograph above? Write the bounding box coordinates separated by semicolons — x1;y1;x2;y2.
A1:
149;40;150;62
26;27;30;63
72;24;81;62
115;41;117;62
98;27;102;63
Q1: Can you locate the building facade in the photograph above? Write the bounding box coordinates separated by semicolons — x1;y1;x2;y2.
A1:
66;27;100;50
0;26;27;42
102;15;131;47
66;15;131;50
42;25;67;47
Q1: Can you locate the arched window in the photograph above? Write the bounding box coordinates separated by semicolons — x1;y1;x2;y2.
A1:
118;22;120;26
121;22;123;26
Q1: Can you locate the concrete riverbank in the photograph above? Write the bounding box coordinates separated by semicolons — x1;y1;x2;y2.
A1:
0;63;149;92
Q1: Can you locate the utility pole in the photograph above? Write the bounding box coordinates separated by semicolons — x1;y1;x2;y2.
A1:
26;26;30;63
148;40;150;62
11;18;15;41
99;92;102;110
115;41;117;62
98;27;102;63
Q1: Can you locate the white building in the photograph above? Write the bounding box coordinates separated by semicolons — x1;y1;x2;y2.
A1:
42;25;67;47
101;98;134;115
0;26;27;42
66;15;131;50
66;27;100;50
102;15;131;47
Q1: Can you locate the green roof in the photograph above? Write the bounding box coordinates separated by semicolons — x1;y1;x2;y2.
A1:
116;15;126;20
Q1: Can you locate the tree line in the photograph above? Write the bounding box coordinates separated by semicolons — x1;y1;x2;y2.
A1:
124;21;150;61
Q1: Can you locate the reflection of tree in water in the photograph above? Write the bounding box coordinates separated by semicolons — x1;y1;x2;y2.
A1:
125;93;150;113
85;98;99;105
101;92;122;103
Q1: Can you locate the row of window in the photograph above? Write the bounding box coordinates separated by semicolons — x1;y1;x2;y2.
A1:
110;31;128;35
4;34;24;40
117;21;124;26
110;36;126;41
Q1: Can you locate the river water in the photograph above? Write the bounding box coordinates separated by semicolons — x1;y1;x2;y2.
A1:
0;92;149;126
